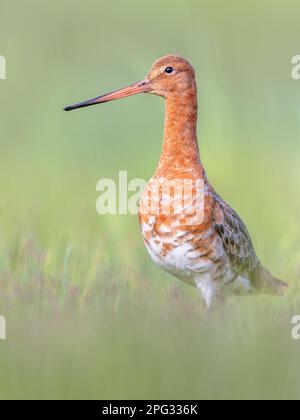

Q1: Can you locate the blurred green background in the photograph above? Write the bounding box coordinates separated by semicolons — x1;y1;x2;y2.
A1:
0;0;300;399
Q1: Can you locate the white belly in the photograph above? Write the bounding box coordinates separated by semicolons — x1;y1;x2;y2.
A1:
144;234;254;307
144;239;213;283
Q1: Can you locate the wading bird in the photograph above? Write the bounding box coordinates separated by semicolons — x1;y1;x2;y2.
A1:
64;55;287;307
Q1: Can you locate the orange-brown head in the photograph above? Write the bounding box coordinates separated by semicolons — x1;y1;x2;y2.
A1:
64;55;196;111
146;54;196;98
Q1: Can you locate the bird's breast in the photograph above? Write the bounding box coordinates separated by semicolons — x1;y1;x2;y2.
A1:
138;177;225;283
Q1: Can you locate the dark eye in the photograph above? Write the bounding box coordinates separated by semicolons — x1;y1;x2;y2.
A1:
165;66;173;74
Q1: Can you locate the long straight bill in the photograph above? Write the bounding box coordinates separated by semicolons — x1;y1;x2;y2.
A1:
64;79;152;111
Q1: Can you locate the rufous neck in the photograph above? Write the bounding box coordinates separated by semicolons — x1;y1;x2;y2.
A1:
155;86;204;178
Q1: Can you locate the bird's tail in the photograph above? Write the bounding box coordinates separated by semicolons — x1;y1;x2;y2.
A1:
250;264;288;296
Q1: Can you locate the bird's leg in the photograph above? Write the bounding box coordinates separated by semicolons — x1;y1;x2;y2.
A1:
194;275;219;310
194;275;230;316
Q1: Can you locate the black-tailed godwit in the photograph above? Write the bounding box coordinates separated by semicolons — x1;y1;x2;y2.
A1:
65;55;288;307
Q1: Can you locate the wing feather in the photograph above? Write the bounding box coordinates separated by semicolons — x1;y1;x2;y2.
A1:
211;192;259;276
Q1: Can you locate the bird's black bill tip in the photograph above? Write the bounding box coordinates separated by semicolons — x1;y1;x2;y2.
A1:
63;101;96;112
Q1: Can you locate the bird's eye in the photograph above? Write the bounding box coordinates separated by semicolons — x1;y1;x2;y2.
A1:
165;66;173;74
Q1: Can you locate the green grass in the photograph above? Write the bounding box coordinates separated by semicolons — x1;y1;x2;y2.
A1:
0;0;300;400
